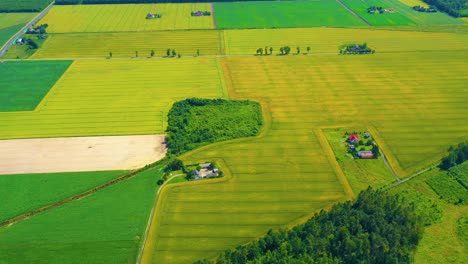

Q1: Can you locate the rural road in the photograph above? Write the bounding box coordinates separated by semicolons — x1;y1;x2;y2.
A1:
0;1;55;58
380;150;402;182
136;173;185;264
383;165;437;191
335;0;371;26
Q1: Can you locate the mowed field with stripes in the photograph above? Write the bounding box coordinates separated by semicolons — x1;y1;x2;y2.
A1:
0;58;226;139
37;3;214;33
142;50;468;263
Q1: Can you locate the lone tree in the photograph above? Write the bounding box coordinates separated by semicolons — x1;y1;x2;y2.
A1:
297;47;300;54
166;49;171;57
150;50;155;57
306;46;311;54
109;52;112;58
269;47;273;55
279;47;284;55
135;51;138;57
265;46;268;55
196;49;200;56
172;49;176;57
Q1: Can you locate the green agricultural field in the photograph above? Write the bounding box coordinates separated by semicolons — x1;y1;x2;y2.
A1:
450;161;468;188
223;27;468;55
0;58;226;139
0;13;36;47
341;0;463;26
0;0;50;12
31;30;221;59
0;61;72;112
37;3;214;33
0;170;126;222
143;51;467;263
427;170;468;204
0;164;164;263
213;0;366;29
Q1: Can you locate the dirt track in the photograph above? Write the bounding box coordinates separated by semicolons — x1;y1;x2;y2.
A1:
0;135;167;175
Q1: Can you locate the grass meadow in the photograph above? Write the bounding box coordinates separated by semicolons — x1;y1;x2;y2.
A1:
31;30;222;58
341;0;462;26
0;58;226;139
37;3;214;33
143;52;467;263
389;167;468;264
0;61;72;111
0;13;36;47
213;0;366;29
0;165;164;264
0;0;50;12
0;170;126;222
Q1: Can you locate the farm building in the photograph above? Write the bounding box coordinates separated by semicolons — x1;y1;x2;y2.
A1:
358;151;374;159
348;134;359;143
193;163;219;180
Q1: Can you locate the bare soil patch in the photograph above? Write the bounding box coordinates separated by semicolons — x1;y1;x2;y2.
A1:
0;135;167;175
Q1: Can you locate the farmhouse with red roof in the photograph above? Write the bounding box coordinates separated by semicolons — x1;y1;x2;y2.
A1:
348;134;359;143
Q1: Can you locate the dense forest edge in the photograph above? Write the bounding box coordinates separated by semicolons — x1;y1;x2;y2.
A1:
165;98;263;156
195;188;426;264
439;142;468;170
422;0;468;17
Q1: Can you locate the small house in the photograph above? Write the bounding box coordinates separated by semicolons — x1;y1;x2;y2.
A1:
364;132;371;138
193;163;219;180
348;134;359;143
358;151;374;159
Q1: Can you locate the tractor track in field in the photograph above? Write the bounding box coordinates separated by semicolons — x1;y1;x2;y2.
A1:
335;0;372;26
0;161;164;228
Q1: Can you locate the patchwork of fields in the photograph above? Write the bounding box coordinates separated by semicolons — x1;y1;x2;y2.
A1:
38;3;214;33
143;51;468;263
0;58;226;139
0;164;165;263
31;27;468;59
1;1;467;264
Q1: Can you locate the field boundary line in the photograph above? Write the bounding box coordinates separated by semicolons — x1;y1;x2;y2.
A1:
314;128;354;200
0;1;56;58
34;60;75;112
335;0;372;26
0;161;165;228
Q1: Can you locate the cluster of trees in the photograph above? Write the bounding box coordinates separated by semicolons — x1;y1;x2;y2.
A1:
421;0;467;17
165;98;262;155
27;24;48;35
339;43;375;54
440;142;468;170
413;5;437;12
195;188;425;264
191;11;211;16
157;159;186;185
255;47;273;55
367;6;385;14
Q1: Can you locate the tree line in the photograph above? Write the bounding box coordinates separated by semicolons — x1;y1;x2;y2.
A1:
195;187;425;264
440;142;468;170
421;0;467;17
255;46;311;56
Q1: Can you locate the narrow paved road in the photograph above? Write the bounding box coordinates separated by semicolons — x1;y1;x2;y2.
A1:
335;0;371;26
380;150;402;182
0;1;55;58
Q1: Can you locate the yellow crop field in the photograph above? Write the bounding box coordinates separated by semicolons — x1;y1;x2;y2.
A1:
0;58;226;139
143;51;467;263
31;28;468;59
398;0;429;8
223;27;468;54
37;3;214;33
32;30;221;58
